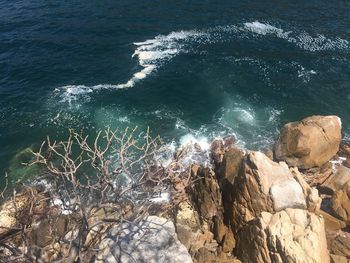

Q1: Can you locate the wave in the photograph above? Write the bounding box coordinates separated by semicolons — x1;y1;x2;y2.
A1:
243;21;349;52
117;30;206;89
55;21;349;103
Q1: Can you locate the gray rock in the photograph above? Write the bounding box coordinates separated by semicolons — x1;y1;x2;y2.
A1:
95;216;193;263
270;179;306;211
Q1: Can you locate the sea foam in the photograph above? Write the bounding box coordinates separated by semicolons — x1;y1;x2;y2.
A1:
55;21;349;104
244;21;349;52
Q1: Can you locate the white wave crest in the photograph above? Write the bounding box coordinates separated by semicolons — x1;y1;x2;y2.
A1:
56;30;206;103
117;30;205;88
55;21;349;104
244;21;291;39
244;21;349;52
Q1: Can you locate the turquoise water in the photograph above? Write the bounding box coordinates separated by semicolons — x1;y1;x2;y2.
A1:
1;0;350;180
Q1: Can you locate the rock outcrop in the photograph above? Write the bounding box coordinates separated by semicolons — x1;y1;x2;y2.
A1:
96;216;193;263
275;115;341;169
229;151;321;232
327;230;350;259
323;165;350;193
331;182;350;223
235;208;329;263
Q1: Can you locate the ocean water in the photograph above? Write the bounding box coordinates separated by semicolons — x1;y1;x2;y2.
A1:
1;0;350;181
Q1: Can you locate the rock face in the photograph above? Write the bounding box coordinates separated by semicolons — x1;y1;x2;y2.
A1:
235;209;329;263
323;165;350;193
229;151;321;232
96;216;193;263
327;230;350;258
187;166;236;254
275;115;342;169
331;182;350;223
217;147;244;184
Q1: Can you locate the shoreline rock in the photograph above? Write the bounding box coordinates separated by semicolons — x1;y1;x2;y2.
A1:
2;115;350;262
275;115;341;169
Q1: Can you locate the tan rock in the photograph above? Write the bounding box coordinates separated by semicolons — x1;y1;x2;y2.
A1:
302;162;333;187
229;151;321;231
211;139;225;164
342;158;350;169
218;147;244;184
323;165;350;193
275;115;342;169
188;166;235;252
330;254;348;263
235;208;329;263
331;182;350;223
320;210;346;231
327;230;350;258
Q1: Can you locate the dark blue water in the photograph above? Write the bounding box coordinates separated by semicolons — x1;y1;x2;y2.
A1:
1;0;350;181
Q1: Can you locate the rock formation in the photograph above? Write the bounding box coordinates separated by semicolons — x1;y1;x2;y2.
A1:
2;115;350;262
96;216;193;263
235;208;328;263
331;181;350;223
275;115;341;169
228;151;321;232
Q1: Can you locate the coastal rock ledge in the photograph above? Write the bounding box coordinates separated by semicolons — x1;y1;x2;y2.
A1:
1;115;350;263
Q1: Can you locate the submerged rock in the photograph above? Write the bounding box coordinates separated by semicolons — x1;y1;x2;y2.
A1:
235;208;329;263
275;115;341;169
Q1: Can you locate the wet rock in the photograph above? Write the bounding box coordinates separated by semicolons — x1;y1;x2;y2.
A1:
275;115;342;169
338;141;350;159
235;208;329;263
211;139;225;164
229;151;321;232
96;216;193;263
331;182;350;223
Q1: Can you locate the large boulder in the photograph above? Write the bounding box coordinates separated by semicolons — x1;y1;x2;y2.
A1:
275;115;342;169
229;151;321;231
96;216;193;263
235;208;329;263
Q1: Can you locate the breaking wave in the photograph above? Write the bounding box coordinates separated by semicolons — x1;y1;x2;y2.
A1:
243;21;350;52
55;21;349;103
